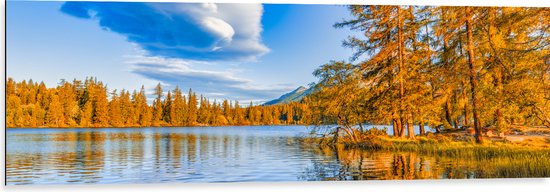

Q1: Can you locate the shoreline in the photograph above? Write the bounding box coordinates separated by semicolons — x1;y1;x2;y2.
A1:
306;134;550;158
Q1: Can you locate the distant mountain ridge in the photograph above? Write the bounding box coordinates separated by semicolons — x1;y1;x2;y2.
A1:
263;86;313;105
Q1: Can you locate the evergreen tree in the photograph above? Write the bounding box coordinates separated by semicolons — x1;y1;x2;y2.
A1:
171;87;184;126
187;89;198;126
152;83;164;126
119;90;133;126
163;90;172;124
46;94;64;127
93;82;110;127
108;90;122;127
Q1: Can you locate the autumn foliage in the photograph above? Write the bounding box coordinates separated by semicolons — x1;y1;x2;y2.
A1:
307;6;550;142
6;77;310;128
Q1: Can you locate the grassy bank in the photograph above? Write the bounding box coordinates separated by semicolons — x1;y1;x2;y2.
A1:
303;133;550;178
307;132;550;159
354;136;550;159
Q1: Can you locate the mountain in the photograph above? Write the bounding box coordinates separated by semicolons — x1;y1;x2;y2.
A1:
263;86;313;105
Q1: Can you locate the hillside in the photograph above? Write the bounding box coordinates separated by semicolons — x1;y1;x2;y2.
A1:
263;86;313;105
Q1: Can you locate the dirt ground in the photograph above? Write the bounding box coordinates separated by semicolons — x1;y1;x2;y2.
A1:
445;126;550;147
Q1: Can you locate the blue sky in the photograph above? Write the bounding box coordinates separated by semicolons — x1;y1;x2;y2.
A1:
7;1;355;104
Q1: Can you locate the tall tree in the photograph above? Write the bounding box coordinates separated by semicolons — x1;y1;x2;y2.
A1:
335;5;418;138
46;94;64;127
309;61;364;142
108;90;122;127
171;87;185;126
152;83;164;126
464;6;483;143
93;81;110;127
163;90;172;124
187;89;198;126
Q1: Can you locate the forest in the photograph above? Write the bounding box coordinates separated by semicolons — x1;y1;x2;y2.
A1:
306;5;550;144
5;77;310;128
6;6;550;146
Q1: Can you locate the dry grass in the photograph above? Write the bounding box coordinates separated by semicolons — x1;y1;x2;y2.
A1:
308;130;550;160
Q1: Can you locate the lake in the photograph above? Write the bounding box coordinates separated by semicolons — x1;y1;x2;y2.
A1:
5;126;545;185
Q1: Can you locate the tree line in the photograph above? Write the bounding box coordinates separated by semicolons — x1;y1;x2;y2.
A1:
6;77;310;128
308;6;550;143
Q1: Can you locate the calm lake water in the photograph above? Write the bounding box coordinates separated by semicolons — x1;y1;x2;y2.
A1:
6;126;546;185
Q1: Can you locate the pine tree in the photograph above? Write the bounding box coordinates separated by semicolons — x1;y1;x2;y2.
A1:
197;95;209;124
119;90;133;126
46;94;64;127
187;89;198;126
171;87;184;126
58;81;78;126
163;90;172;124
152;83;164;126
93;82;110;127
79;101;93;127
233;101;244;125
108;90;122;127
335;5;418;138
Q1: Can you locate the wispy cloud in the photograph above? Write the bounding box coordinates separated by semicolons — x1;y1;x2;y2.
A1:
127;55;294;103
61;2;269;61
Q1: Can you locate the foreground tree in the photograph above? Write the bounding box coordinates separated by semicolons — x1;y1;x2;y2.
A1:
322;5;550;143
334;5;423;138
309;61;365;143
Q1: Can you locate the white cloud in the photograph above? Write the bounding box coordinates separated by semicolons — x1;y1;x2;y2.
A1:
62;2;269;61
127;55;294;102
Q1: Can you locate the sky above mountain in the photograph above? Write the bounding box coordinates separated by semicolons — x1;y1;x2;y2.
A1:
7;1;355;104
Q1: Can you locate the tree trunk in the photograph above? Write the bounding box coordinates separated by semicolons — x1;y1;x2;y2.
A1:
407;113;415;139
342;126;358;143
333;126;340;144
418;110;425;136
462;81;469;127
424;24;433;108
419;119;425;136
393;118;399;137
465;7;482;143
399;117;406;138
445;99;453;128
397;6;406;139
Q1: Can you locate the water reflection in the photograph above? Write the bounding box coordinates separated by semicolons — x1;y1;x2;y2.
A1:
7;127;315;185
6;126;549;185
300;145;548;181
